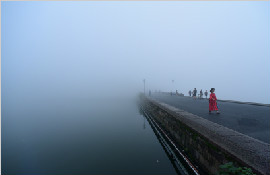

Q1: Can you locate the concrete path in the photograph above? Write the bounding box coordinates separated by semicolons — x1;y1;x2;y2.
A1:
151;93;270;144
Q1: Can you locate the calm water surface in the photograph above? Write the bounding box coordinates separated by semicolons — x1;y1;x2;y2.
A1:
2;96;178;174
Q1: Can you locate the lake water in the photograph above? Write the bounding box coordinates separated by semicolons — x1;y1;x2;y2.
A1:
2;96;180;174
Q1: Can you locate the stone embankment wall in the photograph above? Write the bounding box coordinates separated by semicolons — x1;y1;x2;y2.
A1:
141;96;270;175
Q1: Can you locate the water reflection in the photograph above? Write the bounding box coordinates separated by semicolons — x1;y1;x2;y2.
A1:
2;96;178;175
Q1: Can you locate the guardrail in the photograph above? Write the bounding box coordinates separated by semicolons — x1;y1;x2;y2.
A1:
217;99;270;107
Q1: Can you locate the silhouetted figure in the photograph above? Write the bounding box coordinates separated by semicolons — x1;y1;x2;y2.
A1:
189;90;192;97
209;88;220;114
149;90;151;96
193;88;197;99
204;90;208;99
200;89;203;99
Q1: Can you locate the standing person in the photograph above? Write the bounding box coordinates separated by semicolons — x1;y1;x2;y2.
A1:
209;88;220;114
193;88;197;99
204;90;208;99
200;89;203;99
188;90;192;97
149;90;151;96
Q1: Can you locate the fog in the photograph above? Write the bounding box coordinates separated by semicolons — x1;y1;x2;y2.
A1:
2;1;270;103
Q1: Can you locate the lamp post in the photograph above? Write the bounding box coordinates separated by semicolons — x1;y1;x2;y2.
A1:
143;79;146;95
172;80;174;95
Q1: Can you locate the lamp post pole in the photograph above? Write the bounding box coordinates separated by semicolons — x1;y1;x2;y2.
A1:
143;79;146;95
172;80;174;94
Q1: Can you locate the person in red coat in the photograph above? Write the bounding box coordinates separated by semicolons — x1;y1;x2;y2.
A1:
209;88;220;114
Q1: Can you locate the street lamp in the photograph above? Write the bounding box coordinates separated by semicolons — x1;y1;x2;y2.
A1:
143;79;146;95
172;80;174;94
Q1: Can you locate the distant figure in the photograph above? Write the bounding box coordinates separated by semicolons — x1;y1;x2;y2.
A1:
188;90;192;97
209;88;220;114
193;88;197;99
200;89;203;99
149;90;151;96
204;90;208;99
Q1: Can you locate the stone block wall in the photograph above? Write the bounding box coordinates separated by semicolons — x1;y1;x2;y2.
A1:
142;96;270;175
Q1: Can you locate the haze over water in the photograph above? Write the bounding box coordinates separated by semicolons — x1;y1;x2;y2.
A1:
2;1;270;104
2;94;181;174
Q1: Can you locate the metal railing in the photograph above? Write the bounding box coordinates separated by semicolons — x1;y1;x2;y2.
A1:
140;105;200;175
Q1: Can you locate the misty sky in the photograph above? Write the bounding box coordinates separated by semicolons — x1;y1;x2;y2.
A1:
2;1;270;103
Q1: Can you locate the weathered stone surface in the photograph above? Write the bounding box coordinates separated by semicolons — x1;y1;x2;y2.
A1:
142;96;270;175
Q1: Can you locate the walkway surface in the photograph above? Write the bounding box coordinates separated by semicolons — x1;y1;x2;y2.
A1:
151;93;270;144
